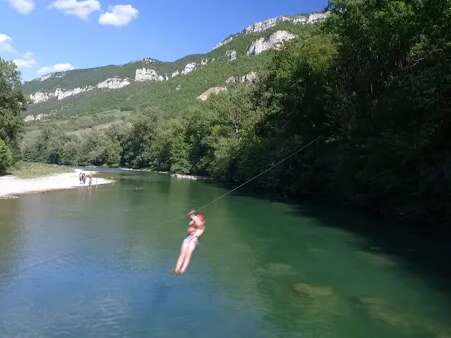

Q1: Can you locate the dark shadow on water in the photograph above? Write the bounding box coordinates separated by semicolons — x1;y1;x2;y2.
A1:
290;202;451;291
209;183;451;296
96;170;451;295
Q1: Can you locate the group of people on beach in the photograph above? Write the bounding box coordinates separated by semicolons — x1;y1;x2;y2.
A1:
78;171;93;187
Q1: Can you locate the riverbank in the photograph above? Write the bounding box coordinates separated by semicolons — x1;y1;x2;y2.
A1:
0;169;113;198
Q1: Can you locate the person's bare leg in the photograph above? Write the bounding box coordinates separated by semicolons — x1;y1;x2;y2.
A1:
174;244;189;274
179;244;195;274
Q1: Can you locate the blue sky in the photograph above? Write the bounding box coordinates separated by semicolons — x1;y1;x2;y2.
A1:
0;0;328;80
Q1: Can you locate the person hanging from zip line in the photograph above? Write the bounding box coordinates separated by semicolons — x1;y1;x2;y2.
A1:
174;210;206;275
170;138;320;275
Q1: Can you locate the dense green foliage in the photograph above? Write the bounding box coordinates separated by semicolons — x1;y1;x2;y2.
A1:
24;0;450;223
0;58;25;173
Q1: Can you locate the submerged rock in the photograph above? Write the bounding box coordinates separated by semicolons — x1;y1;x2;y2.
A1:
358;297;451;336
258;262;297;276
359;297;411;328
292;282;335;298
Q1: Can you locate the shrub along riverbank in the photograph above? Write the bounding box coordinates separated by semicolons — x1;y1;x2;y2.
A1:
8;0;451;224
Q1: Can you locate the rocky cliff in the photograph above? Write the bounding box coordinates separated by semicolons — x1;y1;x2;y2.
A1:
23;10;328;114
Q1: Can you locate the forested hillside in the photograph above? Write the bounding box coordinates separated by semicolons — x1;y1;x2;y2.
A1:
22;15;321;118
19;0;451;224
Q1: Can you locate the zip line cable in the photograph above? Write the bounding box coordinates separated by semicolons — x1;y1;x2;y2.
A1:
195;135;322;212
0;136;321;278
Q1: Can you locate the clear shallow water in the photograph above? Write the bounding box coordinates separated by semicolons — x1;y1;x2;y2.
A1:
0;171;450;338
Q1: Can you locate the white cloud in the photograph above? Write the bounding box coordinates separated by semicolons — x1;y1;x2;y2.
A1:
0;33;16;53
37;63;74;76
6;0;35;14
13;52;36;69
50;0;101;19
99;4;138;27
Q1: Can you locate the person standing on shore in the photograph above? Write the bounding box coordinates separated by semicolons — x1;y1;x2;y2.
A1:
79;171;84;184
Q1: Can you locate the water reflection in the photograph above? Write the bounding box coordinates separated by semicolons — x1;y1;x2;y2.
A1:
0;172;450;338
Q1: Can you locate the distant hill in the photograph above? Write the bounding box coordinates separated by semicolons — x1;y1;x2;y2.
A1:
22;12;327;133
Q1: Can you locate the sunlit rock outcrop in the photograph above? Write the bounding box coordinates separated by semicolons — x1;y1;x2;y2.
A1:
29;91;51;104
225;72;258;86
182;63;197;75
247;30;296;56
245;12;329;33
245;17;287;34
97;78;130;89
29;86;95;104
240;71;258;83
225;76;236;85
214;36;234;49
24;115;35;122
23;113;52;122
197;86;227;101
213;12;328;50
39;74;52;81
135;68;164;82
225;50;237;61
55;86;94;100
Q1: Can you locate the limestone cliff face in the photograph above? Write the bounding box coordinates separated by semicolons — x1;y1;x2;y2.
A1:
213;12;328;49
225;71;259;85
214;36;234;49
97;78;130;89
135;68;164;82
225;50;237;61
182;63;197;75
56;86;95;100
244;12;329;34
29;77;130;103
27;11;328;106
197;87;227;101
247;30;297;56
240;71;258;83
29;86;95;104
29;91;51;104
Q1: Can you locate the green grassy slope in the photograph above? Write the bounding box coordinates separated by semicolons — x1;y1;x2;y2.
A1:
21;18;319;140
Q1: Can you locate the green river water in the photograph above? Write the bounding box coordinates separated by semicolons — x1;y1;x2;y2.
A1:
0;170;450;337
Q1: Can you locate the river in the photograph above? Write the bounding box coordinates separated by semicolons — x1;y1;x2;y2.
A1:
0;170;450;337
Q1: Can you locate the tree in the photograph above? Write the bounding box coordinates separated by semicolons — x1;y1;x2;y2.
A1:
0;138;12;174
120;115;158;168
0;58;25;167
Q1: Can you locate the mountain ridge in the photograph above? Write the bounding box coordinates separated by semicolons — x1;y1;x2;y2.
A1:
23;11;327;92
21;10;327;127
